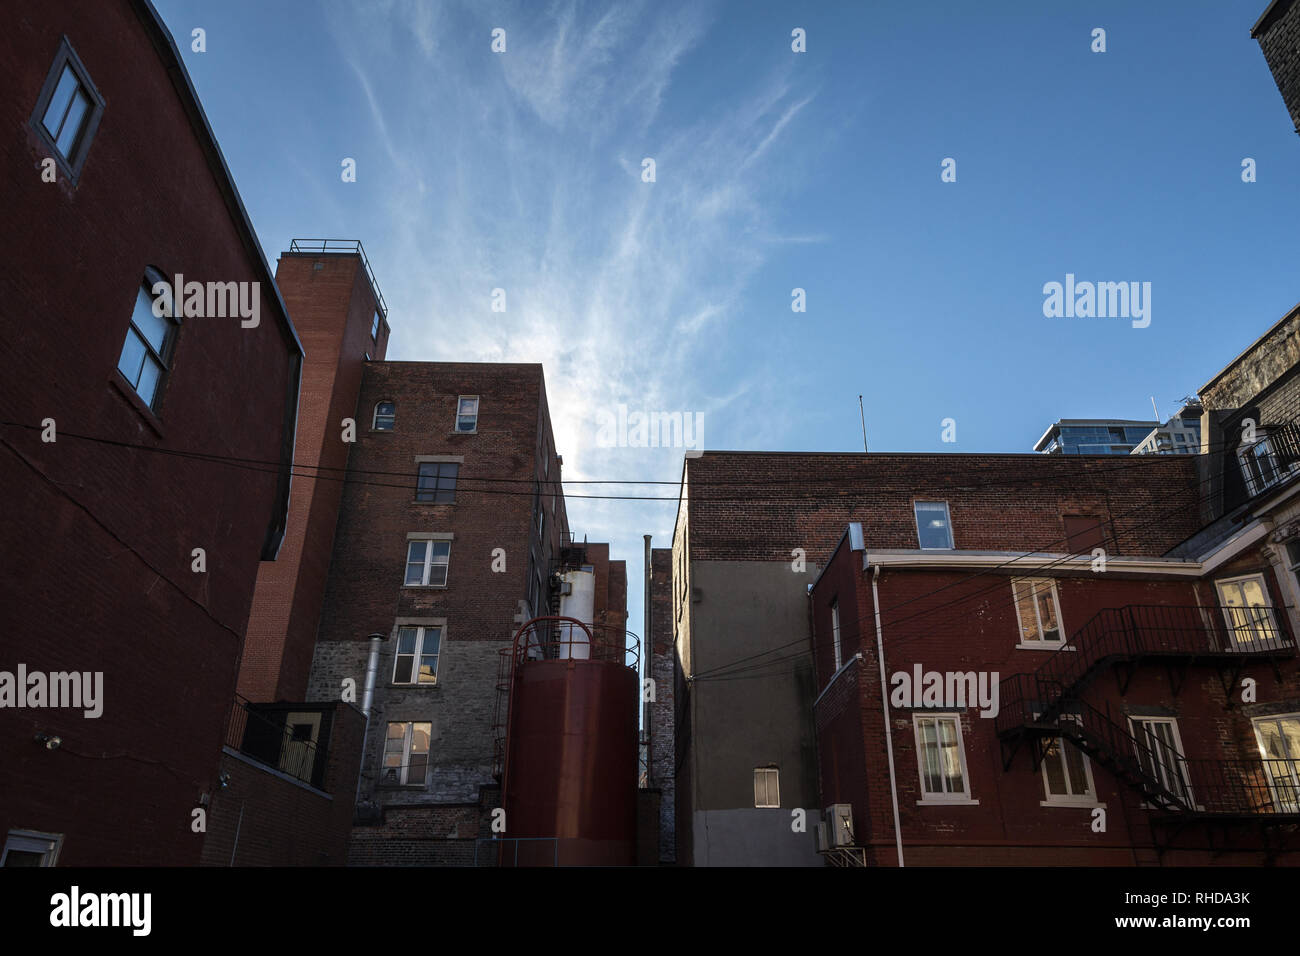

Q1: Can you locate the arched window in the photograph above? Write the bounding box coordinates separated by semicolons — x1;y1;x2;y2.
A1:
373;401;396;431
116;266;179;413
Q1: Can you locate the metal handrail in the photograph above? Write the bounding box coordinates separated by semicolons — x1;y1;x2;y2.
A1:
287;238;388;319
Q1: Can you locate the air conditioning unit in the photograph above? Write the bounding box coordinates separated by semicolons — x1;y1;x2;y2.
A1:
558;581;572;596
814;821;830;853
826;804;855;847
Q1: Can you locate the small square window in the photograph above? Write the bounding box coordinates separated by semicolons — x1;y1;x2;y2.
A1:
30;39;104;184
456;396;479;433
914;501;953;550
754;767;780;808
416;462;458;503
373;401;395;430
405;539;450;587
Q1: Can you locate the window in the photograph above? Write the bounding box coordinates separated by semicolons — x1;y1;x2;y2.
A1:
1129;717;1192;806
1215;575;1280;649
392;626;441;684
914;715;972;801
416;462;458;503
1253;715;1300;814
1239;434;1297;496
1;830;62;867
371;310;380;342
1012;578;1064;645
456;396;479;433
754;767;780;808
1286;541;1300;596
914;501;953;550
116;277;178;412
381;721;431;786
405;539;450;587
830;599;842;671
1037;716;1096;804
373;401;395;430
31;39;104;182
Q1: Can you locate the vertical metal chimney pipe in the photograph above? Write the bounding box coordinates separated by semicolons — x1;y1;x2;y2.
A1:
643;534;652;784
356;632;387;808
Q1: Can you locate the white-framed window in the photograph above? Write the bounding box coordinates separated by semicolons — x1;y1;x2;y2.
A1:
392;625;441;684
456;395;479;433
405;539;450;587
31;38;104;183
1252;714;1300;814
117;274;179;412
1215;574;1280;649
914;714;973;802
830;599;842;671
914;501;954;550
1129;716;1193;806
381;721;431;786
1238;432;1298;496
373;401;395;430
754;767;780;808
1011;578;1064;646
1037;715;1096;805
1;830;62;867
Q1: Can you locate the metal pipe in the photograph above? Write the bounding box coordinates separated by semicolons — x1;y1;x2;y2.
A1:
355;632;387;808
871;564;904;867
643;533;652;784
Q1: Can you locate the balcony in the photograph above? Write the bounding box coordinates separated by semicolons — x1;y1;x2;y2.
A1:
224;695;331;791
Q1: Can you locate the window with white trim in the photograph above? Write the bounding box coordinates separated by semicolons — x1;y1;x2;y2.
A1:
1215;574;1280;649
1;830;62;867
1252;714;1300;814
1036;714;1096;804
373;401;395;431
405;539;450;587
914;501;954;550
1237;430;1299;497
456;395;479;433
914;714;971;801
1129;716;1193;806
381;721;431;786
830;599;842;671
392;625;441;684
1011;578;1064;645
754;767;780;808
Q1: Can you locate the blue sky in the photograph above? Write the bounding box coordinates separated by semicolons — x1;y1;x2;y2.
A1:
155;0;1300;648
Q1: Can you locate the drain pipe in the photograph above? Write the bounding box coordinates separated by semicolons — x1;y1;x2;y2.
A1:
871;564;904;867
643;534;653;784
355;632;387;808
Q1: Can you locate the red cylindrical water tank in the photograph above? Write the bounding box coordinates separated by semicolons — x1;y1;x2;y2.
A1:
502;645;638;866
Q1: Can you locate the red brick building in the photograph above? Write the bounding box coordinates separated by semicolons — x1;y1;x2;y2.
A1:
0;0;302;865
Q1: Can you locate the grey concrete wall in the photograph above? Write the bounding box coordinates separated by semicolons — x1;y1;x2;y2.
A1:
692;809;822;866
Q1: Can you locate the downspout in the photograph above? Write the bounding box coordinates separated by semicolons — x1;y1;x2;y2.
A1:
871;564;904;867
355;632;386;808
644;534;653;785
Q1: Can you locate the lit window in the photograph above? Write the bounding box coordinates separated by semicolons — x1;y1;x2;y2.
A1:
416;462;458;503
914;715;971;801
456;396;479;432
754;767;780;808
1011;578;1064;644
1253;715;1300;814
31;40;104;182
1215;574;1280;649
405;540;450;587
392;626;441;685
373;401;395;430
381;721;432;786
914;501;954;550
116;276;178;412
1;830;62;867
830;599;841;671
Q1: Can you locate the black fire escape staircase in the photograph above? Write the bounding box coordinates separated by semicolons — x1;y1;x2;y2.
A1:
996;603;1299;854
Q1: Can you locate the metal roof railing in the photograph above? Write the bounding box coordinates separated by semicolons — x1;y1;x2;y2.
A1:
288;238;388;320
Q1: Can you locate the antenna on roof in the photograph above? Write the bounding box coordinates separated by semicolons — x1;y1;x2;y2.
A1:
859;395;869;453
1150;396;1160;422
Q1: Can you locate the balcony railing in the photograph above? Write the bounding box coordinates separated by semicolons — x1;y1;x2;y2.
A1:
224;695;329;790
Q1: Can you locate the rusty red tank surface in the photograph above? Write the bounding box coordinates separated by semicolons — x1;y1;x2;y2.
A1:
498;617;639;866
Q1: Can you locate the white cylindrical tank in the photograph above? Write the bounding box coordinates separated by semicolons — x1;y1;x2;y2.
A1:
558;570;595;659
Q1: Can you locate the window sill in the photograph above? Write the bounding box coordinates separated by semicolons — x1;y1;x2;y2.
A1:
388;682;439;690
1016;643;1075;652
450;430;477;436
108;372;165;438
402;585;449;591
916;798;979;806
413;500;457;506
1041;799;1103;808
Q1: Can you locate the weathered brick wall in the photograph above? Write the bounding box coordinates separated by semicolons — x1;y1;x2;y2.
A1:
649;548;676;863
1255;0;1300;134
0;0;297;865
348;792;499;866
1200;304;1300;421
